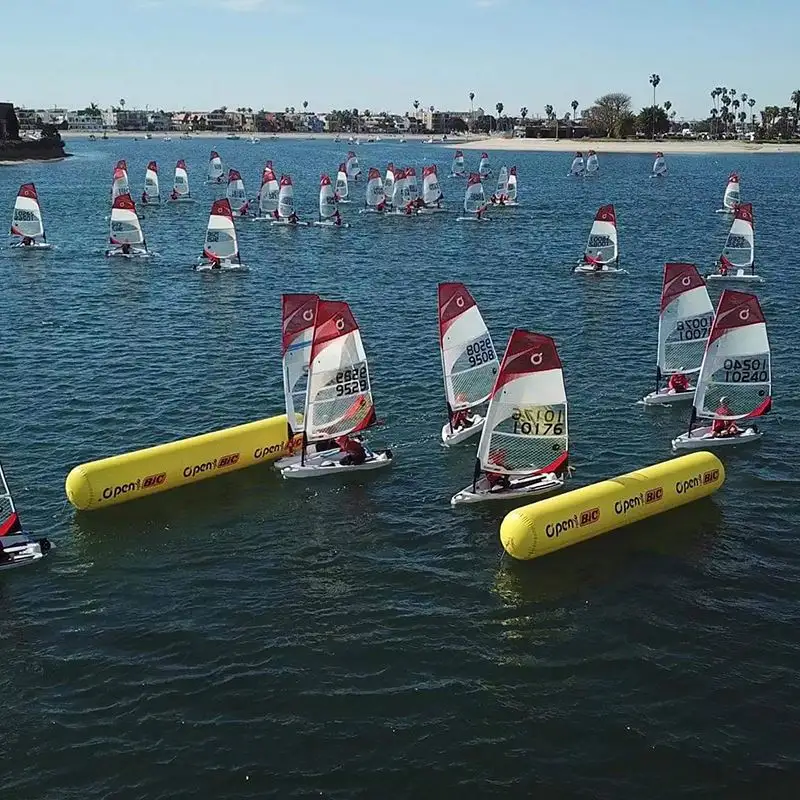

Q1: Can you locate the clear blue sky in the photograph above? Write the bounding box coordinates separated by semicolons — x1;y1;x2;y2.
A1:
15;0;800;119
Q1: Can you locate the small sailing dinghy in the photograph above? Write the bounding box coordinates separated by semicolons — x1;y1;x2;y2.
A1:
345;150;362;182
406;167;420;205
451;149;466;177
334;163;351;203
573;204;625;274
640;263;714;406
505;167;519;205
708;203;762;283
142;161;160;205
254;166;280;221
168;160;193;202
111;161;130;202
362;167;387;212
478;152;492;180
716;172;741;213
313;174;349;227
457;173;489;222
106;193;151;258
226;169;250;217
651;151;667;177
281;300;393;479
451;330;569;505
586;150;599;175
207;151;224;184
9;183;52;249
419;165;445;213
568;152;585;177
272;175;307;226
391;168;415;215
491;165;510;204
0;460;53;572
384;163;396;202
194;198;247;271
672;289;771;450
438;282;500;445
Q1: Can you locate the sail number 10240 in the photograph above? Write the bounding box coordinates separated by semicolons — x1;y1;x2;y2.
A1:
722;357;768;383
335;365;368;396
512;407;565;436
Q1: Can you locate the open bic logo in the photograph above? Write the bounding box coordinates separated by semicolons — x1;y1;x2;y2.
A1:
141;472;166;490
703;469;720;484
645;487;664;504
580;508;600;526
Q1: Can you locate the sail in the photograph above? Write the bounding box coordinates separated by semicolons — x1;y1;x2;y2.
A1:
693;290;771;421
495;165;509;197
723;172;740;209
203;199;238;261
226;169;247;209
109;193;145;246
438;282;499;413
318;174;336;219
144;161;160;202
259;167;279;215
392;168;408;209
422;165;442;205
304;300;376;442
452;149;465;175
657;263;714;378
477;330;568;477
721;202;754;269
406;167;420;202
0;461;23;537
478;152;491;178
384;163;395;200
570;153;585;175
10;183;45;240
331;164;348;201
586;151;599;173
464;172;486;213
653;152;667;176
174;160;190;196
111;167;129;202
282;293;319;433
366;167;385;207
345;151;361;181
583;204;618;265
507;167;518;202
208;151;224;182
277;175;295;219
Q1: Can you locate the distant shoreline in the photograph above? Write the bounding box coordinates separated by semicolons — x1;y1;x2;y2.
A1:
58;131;483;144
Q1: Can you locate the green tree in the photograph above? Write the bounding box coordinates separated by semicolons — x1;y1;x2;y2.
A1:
495;102;504;130
520;106;528;122
637;106;669;135
586;93;632;138
571;99;579;119
792;90;800;128
648;74;660;138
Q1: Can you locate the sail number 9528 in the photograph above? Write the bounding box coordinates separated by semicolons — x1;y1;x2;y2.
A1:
335;365;368;396
512;407;565;436
722;358;768;383
466;338;495;367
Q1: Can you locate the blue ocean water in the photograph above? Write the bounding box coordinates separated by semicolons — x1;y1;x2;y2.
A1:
1;138;799;798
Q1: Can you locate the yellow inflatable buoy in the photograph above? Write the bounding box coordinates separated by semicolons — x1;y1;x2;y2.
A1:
500;451;725;561
65;413;297;511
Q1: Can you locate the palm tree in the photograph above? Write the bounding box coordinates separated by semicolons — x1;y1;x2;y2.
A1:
649;74;660;139
732;99;741;132
303;100;308;112
571;99;579;120
544;104;553;118
520;106;528;122
119;98;126;111
792;90;800;130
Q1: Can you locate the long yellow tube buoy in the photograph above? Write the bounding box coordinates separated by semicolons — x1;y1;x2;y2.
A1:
65;413;296;511
500;451;725;561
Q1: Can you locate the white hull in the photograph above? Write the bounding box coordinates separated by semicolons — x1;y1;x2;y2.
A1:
417;206;447;214
10;241;52;249
640;386;696;406
194;259;248;272
456;215;489;223
451;472;564;506
282;450;394;479
271;219;308;227
0;533;53;571
312;220;350;228
707;270;763;284
360;207;385;214
574;263;627;275
336;199;352;204
671;425;762;451
441;415;485;446
167;196;194;203
252;215;277;222
273;447;340;471
107;247;151;259
715;208;735;214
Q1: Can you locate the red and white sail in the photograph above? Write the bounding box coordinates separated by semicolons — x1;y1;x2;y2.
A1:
693;289;771;421
144;161;160;202
507;166;518;202
477;330;569;477
282;293;319;433
422;165;442;205
173;160;190;197
464;173;486;214
495;165;509;197
318;174;337;220
582;204;618;265
657;263;714;379
406;167;420;202
345;151;362;181
0;462;23;538
392;167;408;210
258;166;279;216
277;175;295;219
478;152;491;179
111;166;129;201
10;183;45;241
208;151;224;182
586;150;599;174
384;163;395;200
203;199;239;262
452;149;465;176
438;283;499;415
226;169;247;211
722;172;740;210
304;300;376;442
109;193;145;247
652;152;667;176
335;163;349;201
569;152;585;176
721;202;754;270
366;168;385;207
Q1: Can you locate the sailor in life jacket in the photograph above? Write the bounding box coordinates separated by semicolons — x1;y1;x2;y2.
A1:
711;396;739;437
450;395;476;430
336;435;367;466
667;372;690;393
485;451;511;490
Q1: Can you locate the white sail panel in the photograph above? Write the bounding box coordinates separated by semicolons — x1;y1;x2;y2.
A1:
723;173;740;209
282;293;319;432
452;150;465;175
259;168;279;215
366;168;385;207
203;199;238;260
11;183;44;240
208;151;224;182
422;165;441;205
278;175;295;219
570;153;585;175
586;151;599;173
335;165;349;200
406;168;419;202
478;152;491;178
495;165;509;196
507;167;518;202
144;162;160;202
174;160;190;196
721;203;754;268
319;174;336;219
345;151;361;181
583;204;618;265
111;168;129;202
464;173;485;213
109;194;145;246
384;164;395;200
226;169;248;210
653;152;667;176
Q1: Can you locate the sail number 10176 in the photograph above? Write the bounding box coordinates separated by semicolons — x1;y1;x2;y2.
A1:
512;407;565;436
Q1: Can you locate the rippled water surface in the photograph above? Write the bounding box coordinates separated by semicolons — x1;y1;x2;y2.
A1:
2;139;799;798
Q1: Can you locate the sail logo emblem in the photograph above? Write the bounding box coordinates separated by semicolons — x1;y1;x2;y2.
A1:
703;469;720;484
530;351;543;367
682;276;692;287
303;309;314;322
335;317;345;331
645;487;663;504
456;296;465;309
739;308;750;321
580;508;600;526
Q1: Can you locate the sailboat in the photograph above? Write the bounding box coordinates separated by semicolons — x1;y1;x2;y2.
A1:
478;152;492;180
142;161;160;205
451;330;569;505
451;149;466;177
708;203;761;283
672;289;771;450
111;162;130;202
384;163;396;202
226;169;250;217
363;167;386;212
345;150;362;182
716;172;740;213
334;163;351;203
438;282;500;445
272;175;307;226
568;152;585;177
168;160;193;201
207;151;224;184
0;460;53;571
506;166;519;205
391;168;414;215
406;167;420;204
281;299;394;478
456;173;489;222
106;193;151;258
492;165;509;204
254;166;279;221
640;263;714;405
419;165;444;212
313;174;349;227
651;151;667;177
586;150;599;175
9;183;52;248
573;204;625;274
194;198;247;271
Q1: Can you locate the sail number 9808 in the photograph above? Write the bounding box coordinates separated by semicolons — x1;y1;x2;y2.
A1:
722;357;768;383
335;365;368;397
466;338;495;367
512;407;565;436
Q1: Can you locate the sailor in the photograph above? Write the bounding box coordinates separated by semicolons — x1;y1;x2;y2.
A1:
121;243;132;255
141;191;148;205
718;256;730;276
336;435;367;466
239;200;250;216
170;189;179;201
288;211;299;225
450;409;474;430
476;205;485;220
333;209;342;226
21;236;34;246
711;396;739;437
486;451;510;490
376;199;386;212
210;255;221;269
668;372;690;393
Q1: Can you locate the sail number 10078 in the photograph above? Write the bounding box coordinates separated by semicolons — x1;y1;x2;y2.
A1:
512;406;565;436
